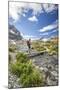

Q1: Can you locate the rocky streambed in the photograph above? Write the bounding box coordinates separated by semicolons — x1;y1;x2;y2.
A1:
32;53;58;86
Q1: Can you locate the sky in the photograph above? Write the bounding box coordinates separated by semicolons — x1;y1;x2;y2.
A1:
9;2;58;40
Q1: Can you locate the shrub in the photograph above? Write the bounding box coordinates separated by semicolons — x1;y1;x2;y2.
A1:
19;68;44;87
26;60;34;74
10;52;44;87
48;46;57;55
10;61;34;77
10;62;21;77
36;47;46;52
16;52;28;63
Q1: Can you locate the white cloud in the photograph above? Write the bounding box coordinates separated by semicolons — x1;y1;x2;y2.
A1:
20;32;24;36
23;35;40;40
9;2;58;22
40;32;49;35
28;16;38;22
22;13;26;17
28;3;57;15
20;32;35;39
23;35;35;38
42;38;48;42
39;20;58;32
23;35;36;40
28;3;43;15
42;4;57;13
9;2;27;22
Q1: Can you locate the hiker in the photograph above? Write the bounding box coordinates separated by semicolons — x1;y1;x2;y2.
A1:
27;39;31;53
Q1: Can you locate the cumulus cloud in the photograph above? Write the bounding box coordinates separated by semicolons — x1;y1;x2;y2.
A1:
23;35;35;38
42;38;48;42
23;35;39;40
9;2;27;22
9;2;58;22
39;20;58;32
20;32;24;36
42;4;57;13
28;3;43;15
40;32;49;35
28;16;38;22
22;13;26;17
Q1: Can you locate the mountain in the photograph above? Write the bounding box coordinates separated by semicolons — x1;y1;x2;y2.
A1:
9;24;22;40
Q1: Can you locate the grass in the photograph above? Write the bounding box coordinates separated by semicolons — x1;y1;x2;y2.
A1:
16;52;28;63
19;68;44;87
32;40;58;55
10;52;44;87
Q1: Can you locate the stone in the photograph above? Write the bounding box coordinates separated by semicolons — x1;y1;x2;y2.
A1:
51;71;57;77
40;67;44;71
43;67;48;72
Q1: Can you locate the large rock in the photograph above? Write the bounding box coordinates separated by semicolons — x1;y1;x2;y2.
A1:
9;24;22;41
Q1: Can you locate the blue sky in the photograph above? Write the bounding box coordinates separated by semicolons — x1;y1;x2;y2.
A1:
9;2;58;40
